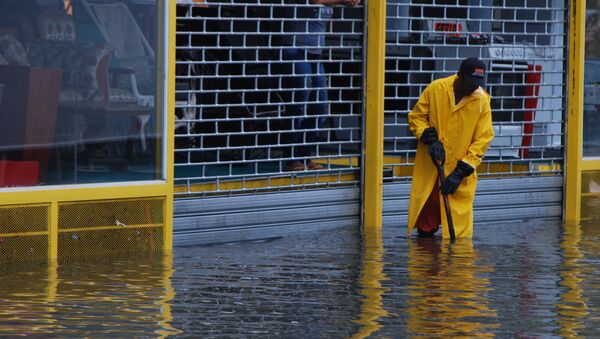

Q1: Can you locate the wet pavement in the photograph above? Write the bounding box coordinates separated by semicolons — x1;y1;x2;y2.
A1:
1;220;600;337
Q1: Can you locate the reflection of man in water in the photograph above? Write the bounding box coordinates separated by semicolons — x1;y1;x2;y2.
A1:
406;238;499;336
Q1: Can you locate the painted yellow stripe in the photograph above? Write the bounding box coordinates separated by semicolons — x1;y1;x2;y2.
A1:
175;173;358;193
174;159;560;194
317;157;360;167
338;156;548;172
58;223;163;233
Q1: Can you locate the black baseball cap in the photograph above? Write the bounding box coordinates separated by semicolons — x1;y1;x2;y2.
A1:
459;57;486;88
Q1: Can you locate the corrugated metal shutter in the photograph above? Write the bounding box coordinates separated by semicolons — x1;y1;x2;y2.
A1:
383;176;563;227
173;187;359;246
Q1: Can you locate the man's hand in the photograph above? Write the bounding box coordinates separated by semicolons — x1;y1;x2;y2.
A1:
428;140;445;165
441;161;474;195
420;127;445;165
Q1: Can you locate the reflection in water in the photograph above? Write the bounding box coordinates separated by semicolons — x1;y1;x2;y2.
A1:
0;254;180;337
169;231;363;337
5;223;600;336
406;238;499;337
557;223;589;337
158;255;181;337
351;229;389;339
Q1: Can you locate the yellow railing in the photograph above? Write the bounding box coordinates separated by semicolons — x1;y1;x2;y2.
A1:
0;0;176;262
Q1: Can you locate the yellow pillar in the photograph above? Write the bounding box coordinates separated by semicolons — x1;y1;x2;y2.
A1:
564;0;585;224
357;0;388;326
49;201;58;260
163;0;176;252
363;0;386;231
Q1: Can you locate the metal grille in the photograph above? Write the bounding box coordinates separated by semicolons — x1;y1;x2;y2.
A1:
58;198;165;258
384;0;566;180
59;198;165;229
175;1;364;196
0;204;49;262
58;227;163;259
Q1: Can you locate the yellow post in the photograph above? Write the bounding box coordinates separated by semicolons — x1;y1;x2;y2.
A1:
564;0;585;224
49;201;58;260
363;0;386;231
163;0;176;253
358;4;387;329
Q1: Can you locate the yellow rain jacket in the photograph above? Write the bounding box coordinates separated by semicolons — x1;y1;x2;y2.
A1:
408;75;494;239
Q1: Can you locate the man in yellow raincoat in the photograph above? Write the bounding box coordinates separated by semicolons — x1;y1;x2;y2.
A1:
408;57;494;239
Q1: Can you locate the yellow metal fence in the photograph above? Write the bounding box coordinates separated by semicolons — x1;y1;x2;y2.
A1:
0;198;167;263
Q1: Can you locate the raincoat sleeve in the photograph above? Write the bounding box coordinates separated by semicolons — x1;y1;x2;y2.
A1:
461;96;494;169
408;85;432;141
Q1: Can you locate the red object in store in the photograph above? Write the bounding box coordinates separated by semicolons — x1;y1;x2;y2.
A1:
520;64;543;158
0;160;39;187
0;161;8;186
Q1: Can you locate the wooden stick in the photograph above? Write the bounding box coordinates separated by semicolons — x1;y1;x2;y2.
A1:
436;163;456;243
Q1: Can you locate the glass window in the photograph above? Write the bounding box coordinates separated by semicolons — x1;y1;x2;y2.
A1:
0;0;162;187
584;0;600;157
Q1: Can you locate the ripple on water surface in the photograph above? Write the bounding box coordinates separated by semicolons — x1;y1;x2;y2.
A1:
1;220;600;337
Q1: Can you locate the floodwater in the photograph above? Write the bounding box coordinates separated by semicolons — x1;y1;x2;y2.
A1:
1;220;599;337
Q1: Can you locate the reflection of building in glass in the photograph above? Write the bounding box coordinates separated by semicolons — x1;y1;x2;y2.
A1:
0;0;161;187
586;7;600;58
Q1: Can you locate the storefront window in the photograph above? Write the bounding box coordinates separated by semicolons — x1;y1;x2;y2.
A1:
0;0;162;187
584;0;600;157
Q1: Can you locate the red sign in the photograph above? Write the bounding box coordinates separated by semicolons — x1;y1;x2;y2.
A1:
433;22;463;33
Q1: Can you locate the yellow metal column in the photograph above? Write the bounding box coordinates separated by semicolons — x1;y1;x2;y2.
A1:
363;0;386;231
163;0;176;252
49;201;58;260
564;0;585;224
357;1;387;327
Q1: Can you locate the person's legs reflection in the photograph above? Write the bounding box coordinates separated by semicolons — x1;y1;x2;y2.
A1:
281;48;311;171
303;58;327;170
